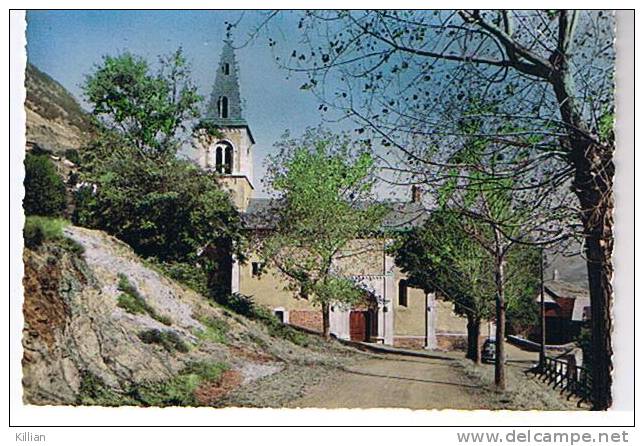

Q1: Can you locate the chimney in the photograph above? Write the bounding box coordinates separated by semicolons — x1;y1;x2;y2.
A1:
552;269;560;281
411;185;423;203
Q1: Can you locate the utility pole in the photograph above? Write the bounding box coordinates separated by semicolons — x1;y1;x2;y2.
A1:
539;247;546;370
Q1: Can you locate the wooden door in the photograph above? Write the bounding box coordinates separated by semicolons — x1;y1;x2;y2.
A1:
350;311;368;341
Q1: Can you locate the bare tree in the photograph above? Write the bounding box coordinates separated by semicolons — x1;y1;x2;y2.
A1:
251;9;615;409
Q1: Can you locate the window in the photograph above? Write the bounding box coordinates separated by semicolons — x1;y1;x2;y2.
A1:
213;141;233;174
274;310;284;323
215;146;223;172
252;262;263;277
224;144;233;174
218;96;229;118
398;280;408;307
222;63;230;75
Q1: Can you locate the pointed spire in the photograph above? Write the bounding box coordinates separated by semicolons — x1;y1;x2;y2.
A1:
205;40;246;125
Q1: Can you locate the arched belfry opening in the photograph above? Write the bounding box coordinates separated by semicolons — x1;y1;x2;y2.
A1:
213;141;234;174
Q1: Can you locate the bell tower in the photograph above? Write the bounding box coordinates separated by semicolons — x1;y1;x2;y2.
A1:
195;39;255;211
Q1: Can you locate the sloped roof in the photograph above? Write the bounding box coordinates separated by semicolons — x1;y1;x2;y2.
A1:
543;279;590;321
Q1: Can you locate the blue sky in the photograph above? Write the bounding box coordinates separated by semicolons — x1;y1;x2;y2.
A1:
26;10;357;197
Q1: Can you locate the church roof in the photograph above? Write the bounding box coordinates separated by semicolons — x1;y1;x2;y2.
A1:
204;40;247;127
243;197;427;232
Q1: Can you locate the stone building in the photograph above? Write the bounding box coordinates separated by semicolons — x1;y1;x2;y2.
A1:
194;40;469;350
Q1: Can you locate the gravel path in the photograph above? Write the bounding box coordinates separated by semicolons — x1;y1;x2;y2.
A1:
288;353;485;409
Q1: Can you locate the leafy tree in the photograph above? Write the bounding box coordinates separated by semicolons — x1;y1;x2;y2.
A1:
394;210;495;363
394;210;539;363
74;143;242;264
83;48;200;158
261;129;386;339
23;152;67;217
77;50;243;290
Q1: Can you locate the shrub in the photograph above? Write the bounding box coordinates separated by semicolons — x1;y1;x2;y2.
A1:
72;185;97;227
195;314;229;344
216;292;255;316
64;148;81;165
131;361;228;407
23;216;65;249
576;326;593;367
117;274;172;326
138;329;189;353
154;261;210;296
23;153;67;217
215;292;310;347
77;370;135;406
253;306;310;347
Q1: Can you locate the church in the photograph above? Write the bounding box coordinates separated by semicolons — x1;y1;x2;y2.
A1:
192;41;471;350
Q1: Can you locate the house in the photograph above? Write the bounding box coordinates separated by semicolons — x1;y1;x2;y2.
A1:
535;273;591;344
192;40;470;350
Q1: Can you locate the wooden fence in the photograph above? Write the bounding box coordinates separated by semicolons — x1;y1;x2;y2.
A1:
532;356;592;406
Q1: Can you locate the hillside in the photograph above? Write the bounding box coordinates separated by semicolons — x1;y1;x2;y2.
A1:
25;63;93;153
22;225;359;406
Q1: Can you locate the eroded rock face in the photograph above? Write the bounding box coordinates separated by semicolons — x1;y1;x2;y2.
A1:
21;227;280;406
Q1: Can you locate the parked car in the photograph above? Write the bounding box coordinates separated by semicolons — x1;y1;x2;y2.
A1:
481;337;496;363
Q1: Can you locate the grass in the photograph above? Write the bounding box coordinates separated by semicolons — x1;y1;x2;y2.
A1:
77;371;137;406
117;273;172;326
194;314;229;344
132;361;229;407
138;329;189;353
77;361;229;407
23;216;86;255
456;359;581;410
252;306;310;347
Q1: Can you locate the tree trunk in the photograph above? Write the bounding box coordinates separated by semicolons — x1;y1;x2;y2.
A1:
466;315;481;364
551;65;615;410
493;234;507;390
571;143;615;411
321;302;331;340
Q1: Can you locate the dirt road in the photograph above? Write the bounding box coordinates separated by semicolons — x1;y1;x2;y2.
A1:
289;353;484;409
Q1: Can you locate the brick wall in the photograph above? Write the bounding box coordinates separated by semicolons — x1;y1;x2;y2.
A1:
393;337;426;349
289;310;323;332
435;333;468;351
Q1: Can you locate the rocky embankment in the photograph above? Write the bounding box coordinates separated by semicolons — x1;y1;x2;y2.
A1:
22;226;356;406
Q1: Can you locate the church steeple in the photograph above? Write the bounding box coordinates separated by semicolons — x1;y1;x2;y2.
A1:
195;39;255;212
205;40;246;126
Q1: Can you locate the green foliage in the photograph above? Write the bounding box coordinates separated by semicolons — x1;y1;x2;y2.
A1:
597;111;615;145
262;129;386;312
193;120;224;139
77;361;228;407
132;361;228;407
64;148;81;165
216;292;256;316
154;261;210;296
576;326;593;366
194;314;229;344
77;371;137;406
393;210;496;322
23;216;66;249
23;152;67;217
117;273;172;325
138;329;188;353
251;305;310;347
74;145;243;263
394;210;540;329
23;216;86;257
83;48;200;158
